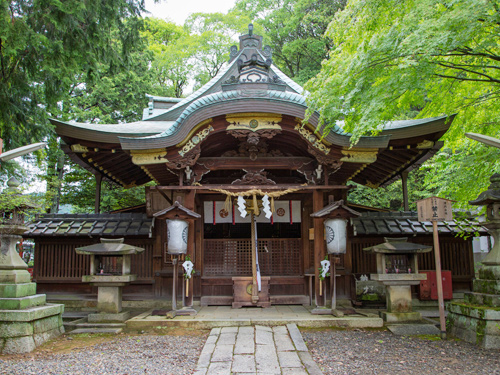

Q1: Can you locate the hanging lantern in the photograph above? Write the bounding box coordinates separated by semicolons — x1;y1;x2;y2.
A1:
167;219;189;254
324;218;347;254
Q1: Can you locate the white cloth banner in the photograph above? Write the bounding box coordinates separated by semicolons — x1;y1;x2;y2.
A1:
203;200;301;224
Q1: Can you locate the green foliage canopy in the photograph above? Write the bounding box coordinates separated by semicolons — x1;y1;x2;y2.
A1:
232;0;346;85
305;0;500;207
0;0;147;149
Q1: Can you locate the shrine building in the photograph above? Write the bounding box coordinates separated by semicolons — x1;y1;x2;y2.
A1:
25;27;478;309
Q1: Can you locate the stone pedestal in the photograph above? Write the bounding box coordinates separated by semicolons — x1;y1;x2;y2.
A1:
447;265;500;349
448;173;500;348
0;227;64;354
371;274;426;322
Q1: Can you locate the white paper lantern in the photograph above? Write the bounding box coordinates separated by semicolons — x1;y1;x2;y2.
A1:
167;219;189;254
324;219;347;254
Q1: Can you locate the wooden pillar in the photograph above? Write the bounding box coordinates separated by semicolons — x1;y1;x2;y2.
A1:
401;170;409;211
313;189;325;307
184;190;196;307
95;173;102;214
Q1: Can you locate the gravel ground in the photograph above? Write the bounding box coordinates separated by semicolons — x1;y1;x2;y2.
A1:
0;333;206;375
302;329;500;375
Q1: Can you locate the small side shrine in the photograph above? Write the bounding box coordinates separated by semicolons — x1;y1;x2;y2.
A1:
75;238;145;322
364;238;432;322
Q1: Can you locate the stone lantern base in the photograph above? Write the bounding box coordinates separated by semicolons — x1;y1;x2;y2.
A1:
0;230;64;354
447;265;500;349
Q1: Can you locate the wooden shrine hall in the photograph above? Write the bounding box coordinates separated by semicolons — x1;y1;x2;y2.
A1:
26;26;476;308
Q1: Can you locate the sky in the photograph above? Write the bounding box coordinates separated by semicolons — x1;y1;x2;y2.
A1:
144;0;237;25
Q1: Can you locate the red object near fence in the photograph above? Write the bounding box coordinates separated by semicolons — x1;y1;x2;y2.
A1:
419;270;453;300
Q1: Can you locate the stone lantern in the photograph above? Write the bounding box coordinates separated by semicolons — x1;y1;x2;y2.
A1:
0;177;64;354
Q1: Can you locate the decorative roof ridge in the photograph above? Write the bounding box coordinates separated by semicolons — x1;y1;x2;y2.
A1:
119;88;310;147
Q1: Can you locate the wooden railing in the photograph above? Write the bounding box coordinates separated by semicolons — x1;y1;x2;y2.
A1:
204;238;302;276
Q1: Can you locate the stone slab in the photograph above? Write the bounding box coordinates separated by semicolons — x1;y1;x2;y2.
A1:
387;324;440;336
211;344;234;362
0;269;31;284
0;303;64;322
233;354;256;373
69;328;123;335
0;282;36;298
282;368;309;375
286;324;308;352
478;265;500;281
87;311;130;323
380;311;422;323
218;332;237;345
1;334;36;354
0;321;33;338
33;326;64;346
255;328;273;345
255;344;280;374
278;351;302;368
464;292;500;307
448;313;500;349
473;279;500;295
207;361;231;375
197;343;216;368
274;333;295;352
448;303;500;320
297;352;323;375
33;315;61;334
447;311;500;336
0;294;46;310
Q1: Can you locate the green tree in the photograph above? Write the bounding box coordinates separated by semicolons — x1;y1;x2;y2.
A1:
232;0;346;85
305;0;500;207
0;0;148;149
143;18;192;98
185;12;250;88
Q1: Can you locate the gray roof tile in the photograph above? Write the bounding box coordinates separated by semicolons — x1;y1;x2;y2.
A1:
26;213;153;238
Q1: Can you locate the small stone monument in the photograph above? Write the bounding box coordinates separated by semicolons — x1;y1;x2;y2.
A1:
447;173;500;348
364;238;432;322
0;178;64;354
75;238;144;323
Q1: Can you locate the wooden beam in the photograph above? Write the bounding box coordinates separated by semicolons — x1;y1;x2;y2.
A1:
184;190;196;308
401;170;409;211
153;184;350;191
313;190;325;307
95;173;102;214
196;157;314;170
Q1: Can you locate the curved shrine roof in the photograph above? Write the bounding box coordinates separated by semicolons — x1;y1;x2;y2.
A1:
52;27;455;189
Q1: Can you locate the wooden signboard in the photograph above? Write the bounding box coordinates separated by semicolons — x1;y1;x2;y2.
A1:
416;196;454;339
416;196;453;222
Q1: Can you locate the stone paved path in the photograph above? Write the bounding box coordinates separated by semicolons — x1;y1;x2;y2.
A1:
194;323;323;375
